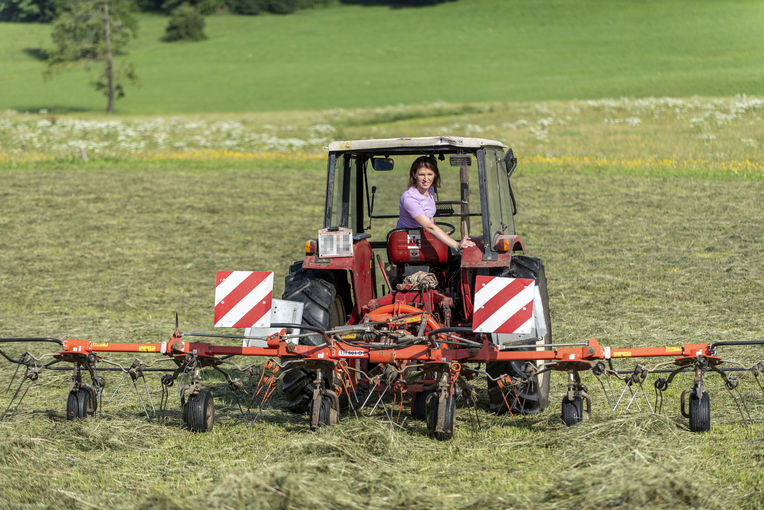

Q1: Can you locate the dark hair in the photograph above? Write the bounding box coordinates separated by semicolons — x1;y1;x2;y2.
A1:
408;156;441;189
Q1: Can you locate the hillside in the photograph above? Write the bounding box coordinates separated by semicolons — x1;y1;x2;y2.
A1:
1;0;763;114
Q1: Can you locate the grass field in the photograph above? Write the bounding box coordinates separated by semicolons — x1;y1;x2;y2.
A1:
0;0;763;507
1;0;764;114
0;106;763;507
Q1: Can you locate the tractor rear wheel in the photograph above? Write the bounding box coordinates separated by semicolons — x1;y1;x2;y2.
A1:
280;262;348;413
486;256;552;415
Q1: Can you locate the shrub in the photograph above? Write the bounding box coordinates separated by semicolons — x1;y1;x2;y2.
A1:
227;0;265;14
267;0;299;14
162;4;208;42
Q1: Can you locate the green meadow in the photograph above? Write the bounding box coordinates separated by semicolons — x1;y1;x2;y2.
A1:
1;0;763;114
0;0;763;508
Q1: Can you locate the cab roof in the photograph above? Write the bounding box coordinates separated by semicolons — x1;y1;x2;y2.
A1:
325;136;507;153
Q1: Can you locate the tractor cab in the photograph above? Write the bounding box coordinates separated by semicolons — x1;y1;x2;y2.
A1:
300;136;524;324
325;137;518;255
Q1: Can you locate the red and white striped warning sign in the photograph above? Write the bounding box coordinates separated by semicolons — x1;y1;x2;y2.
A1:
472;276;537;334
214;271;273;328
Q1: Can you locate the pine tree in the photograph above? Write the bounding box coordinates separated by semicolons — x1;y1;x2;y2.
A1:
48;0;137;113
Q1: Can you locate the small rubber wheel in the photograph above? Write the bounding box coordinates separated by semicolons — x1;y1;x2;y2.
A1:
66;390;82;420
77;384;97;417
308;394;339;429
561;395;583;426
411;390;433;421
426;389;455;441
186;389;214;432
689;391;710;432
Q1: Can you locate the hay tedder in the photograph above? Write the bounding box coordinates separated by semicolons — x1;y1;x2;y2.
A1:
2;137;762;439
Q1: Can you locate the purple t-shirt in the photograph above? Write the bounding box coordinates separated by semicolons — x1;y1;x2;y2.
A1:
397;186;436;228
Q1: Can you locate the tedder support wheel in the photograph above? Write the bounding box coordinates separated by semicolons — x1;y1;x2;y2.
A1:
66;385;98;420
426;389;455;441
309;390;340;429
186;389;214;432
78;384;98;416
561;395;584;427
689;391;710;432
487;256;552;415
280;262;347;413
66;391;81;420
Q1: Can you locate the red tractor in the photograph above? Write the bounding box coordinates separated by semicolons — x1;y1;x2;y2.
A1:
279;137;552;430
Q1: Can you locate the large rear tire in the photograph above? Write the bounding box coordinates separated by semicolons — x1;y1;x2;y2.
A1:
486;256;552;415
280;262;347;413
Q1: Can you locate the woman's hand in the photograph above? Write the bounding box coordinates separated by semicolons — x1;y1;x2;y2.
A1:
458;237;476;251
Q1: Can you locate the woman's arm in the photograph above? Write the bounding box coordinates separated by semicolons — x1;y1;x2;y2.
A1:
412;214;476;251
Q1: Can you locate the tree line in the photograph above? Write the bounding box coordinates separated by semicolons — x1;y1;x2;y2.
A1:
0;0;456;21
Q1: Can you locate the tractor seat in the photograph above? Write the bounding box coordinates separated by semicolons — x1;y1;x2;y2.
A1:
386;228;450;266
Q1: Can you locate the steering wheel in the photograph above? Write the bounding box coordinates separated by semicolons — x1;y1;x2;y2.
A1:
435;221;456;235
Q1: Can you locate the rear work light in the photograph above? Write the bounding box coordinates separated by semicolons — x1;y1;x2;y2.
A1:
495;238;512;253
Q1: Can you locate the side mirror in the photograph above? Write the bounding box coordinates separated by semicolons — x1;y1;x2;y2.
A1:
371;157;394;171
503;148;517;178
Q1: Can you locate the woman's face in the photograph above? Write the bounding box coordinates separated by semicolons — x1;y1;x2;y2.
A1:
414;166;435;193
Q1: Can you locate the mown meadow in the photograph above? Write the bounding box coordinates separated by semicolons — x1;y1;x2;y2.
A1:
0;0;763;508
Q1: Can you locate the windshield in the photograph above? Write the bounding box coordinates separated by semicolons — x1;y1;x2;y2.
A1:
483;149;516;242
326;152;485;244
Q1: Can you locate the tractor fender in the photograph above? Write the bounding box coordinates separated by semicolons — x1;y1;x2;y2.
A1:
459;235;525;268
